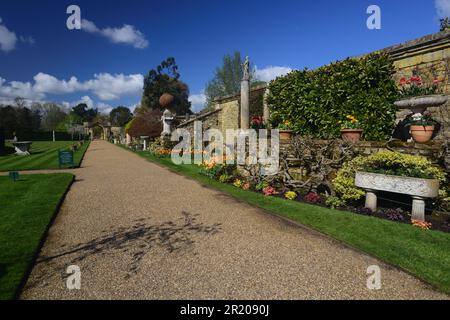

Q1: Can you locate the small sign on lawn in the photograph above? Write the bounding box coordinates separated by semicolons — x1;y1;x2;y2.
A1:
58;150;74;168
9;171;19;182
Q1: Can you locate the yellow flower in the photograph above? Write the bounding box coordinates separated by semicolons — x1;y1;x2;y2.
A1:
285;191;297;200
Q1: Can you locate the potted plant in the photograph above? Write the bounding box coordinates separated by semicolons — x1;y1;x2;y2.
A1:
340;115;363;142
250;116;266;130
407;113;437;143
277;120;293;140
394;76;446;140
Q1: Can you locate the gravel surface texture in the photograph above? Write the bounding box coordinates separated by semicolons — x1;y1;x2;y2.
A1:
20;140;448;299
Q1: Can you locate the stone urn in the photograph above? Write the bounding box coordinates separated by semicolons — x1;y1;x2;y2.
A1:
279;130;293;140
355;171;439;221
395;95;447;143
340;129;363;142
159;93;174;109
12;141;32;156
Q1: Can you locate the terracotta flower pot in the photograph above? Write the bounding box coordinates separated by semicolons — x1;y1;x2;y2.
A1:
410;125;434;143
279;130;293;140
341;129;363;142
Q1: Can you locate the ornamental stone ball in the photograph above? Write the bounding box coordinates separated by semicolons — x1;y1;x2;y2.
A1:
159;93;174;109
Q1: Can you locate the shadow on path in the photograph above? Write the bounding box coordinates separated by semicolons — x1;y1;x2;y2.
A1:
31;211;221;286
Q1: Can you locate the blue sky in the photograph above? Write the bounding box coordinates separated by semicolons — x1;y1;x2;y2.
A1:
0;0;449;113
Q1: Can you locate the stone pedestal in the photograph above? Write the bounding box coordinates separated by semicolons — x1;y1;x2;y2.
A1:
161;109;174;136
412;197;426;221
365;190;378;212
240;80;250;129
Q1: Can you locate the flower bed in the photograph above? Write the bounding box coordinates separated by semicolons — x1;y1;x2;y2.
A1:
196;153;450;233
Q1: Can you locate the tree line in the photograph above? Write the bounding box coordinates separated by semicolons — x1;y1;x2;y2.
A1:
0;97;132;139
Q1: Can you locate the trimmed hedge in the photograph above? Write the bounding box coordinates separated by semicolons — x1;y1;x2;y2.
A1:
267;52;398;141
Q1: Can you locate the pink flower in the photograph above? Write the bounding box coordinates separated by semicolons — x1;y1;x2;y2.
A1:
262;186;276;196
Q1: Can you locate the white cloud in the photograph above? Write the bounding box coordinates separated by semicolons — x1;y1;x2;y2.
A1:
189;93;207;112
67;96;111;113
0;77;43;100
33;73;81;95
74;95;94;108
82;73;144;100
81;19;149;49
255;66;292;82
436;0;450;18
0;17;18;52
0;72;144;102
96;102;113;113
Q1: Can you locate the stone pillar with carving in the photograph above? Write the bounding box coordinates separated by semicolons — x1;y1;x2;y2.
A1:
240;56;250;129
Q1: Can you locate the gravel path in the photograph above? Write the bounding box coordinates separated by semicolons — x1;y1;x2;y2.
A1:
21;140;448;299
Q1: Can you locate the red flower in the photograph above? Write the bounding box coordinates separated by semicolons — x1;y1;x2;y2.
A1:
433;78;440;85
304;192;321;204
399;77;407;86
250;116;264;126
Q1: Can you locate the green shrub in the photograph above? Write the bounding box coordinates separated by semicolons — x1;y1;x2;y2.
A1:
267;52;398;140
325;196;346;209
333;151;447;203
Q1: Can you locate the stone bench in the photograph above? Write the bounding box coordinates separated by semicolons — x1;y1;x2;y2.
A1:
355;171;439;221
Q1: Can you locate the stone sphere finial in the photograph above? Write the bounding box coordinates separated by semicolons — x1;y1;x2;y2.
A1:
159;93;174;108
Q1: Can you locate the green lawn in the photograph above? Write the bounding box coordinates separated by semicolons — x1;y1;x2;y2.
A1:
0;141;90;172
0;173;74;300
126;147;450;294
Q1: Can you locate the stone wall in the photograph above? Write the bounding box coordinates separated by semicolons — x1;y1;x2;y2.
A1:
278;138;449;194
282;139;445;164
385;30;450;94
383;30;450;141
219;100;239;133
177;109;220;138
177;85;266;136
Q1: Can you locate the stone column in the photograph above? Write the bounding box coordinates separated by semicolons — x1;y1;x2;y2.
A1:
263;87;270;127
411;196;426;221
365;190;377;212
240;79;250;129
240;56;250;130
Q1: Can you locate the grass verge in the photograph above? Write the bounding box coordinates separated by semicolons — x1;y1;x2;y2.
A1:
125;147;450;294
0;141;90;172
0;173;74;299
